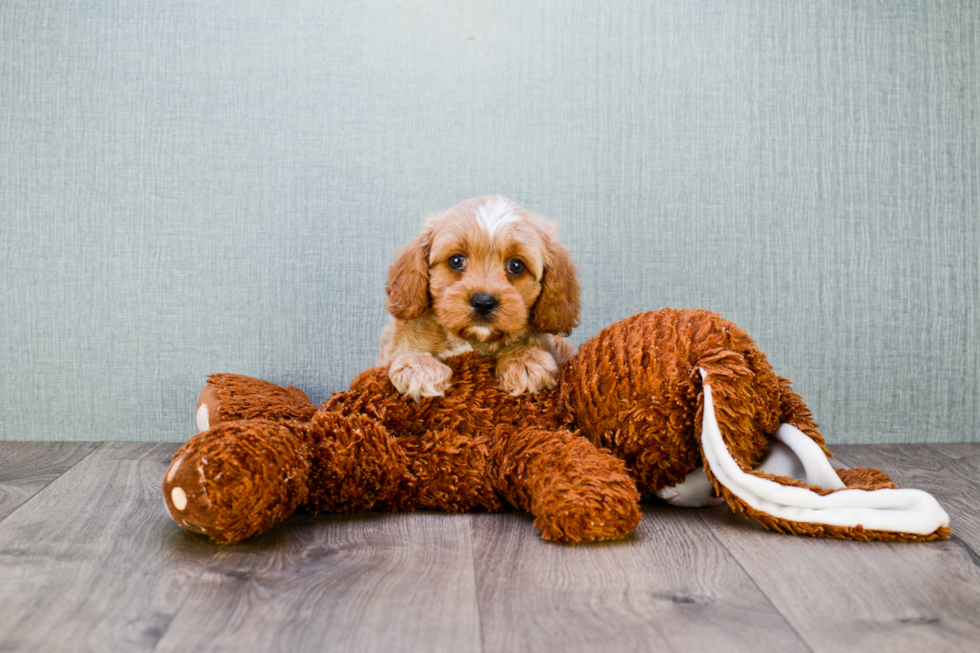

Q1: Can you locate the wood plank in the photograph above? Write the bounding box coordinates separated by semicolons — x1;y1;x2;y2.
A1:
3;441;973;651
154;511;482;653
471;503;809;653
0;441;101;522
834;443;980;552
0;442;221;653
699;443;980;652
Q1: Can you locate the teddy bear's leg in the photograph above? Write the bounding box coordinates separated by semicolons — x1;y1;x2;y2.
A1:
490;426;641;543
164;411;417;544
163;419;313;544
194;373;320;432
651;381;829;508
300;411;415;514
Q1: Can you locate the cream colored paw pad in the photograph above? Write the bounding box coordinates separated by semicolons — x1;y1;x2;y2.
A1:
196;404;210;432
171;486;188;511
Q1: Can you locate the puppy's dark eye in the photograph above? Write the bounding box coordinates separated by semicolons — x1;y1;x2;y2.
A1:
507;259;526;275
448;255;466;270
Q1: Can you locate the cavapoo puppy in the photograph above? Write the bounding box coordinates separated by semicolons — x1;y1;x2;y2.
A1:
380;195;580;400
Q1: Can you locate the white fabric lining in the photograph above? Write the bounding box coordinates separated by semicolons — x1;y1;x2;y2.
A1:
699;368;949;535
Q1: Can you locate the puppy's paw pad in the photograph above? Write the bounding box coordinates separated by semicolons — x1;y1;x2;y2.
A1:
389;353;453;401
497;349;559;395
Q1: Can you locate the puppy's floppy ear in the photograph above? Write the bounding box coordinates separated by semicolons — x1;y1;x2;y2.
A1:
530;241;581;337
385;232;431;320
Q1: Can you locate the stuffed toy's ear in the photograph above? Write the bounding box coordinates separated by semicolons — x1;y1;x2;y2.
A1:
698;369;951;541
385;232;431;321
530;241;581;337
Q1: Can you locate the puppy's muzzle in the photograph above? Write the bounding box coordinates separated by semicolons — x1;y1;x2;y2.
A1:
470;292;498;318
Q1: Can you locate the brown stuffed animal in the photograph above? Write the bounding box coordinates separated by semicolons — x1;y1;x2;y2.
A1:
163;309;950;545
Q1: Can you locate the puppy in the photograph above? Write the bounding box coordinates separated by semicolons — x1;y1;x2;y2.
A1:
379;195;580;400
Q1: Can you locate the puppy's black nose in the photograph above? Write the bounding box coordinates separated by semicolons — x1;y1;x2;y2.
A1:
470;293;498;316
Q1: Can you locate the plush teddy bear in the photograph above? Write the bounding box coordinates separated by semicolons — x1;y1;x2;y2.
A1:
163;308;950;545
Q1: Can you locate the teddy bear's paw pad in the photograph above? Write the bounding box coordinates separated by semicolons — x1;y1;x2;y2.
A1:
195;404;210;432
389;352;453;401
170;485;188;510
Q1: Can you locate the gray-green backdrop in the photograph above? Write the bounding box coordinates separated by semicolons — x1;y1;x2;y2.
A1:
2;1;978;443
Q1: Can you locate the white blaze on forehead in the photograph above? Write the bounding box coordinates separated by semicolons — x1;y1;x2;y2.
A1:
475;195;521;240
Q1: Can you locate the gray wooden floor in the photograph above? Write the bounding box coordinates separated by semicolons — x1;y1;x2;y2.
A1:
0;442;978;652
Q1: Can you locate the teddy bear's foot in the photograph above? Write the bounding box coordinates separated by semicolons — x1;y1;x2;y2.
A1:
194;373;319;432
163;419;312;544
163;437;216;537
533;488;641;544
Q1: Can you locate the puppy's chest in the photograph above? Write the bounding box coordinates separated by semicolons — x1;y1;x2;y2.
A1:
436;339;476;360
436;337;511;362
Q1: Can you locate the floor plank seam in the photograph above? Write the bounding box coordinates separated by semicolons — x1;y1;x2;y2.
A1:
149;491;225;651
148;549;223;653
949;534;980;570
0;441;106;527
468;515;487;653
695;510;817;653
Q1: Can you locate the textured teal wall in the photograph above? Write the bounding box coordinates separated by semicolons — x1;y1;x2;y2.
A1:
2;1;978;443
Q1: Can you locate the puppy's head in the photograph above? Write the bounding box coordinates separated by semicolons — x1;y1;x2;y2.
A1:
385;195;580;342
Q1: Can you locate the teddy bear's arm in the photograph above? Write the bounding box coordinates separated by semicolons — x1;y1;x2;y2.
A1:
489;425;641;543
195;373;319;432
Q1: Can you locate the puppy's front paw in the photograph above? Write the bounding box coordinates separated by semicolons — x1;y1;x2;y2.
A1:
389;352;453;401
496;348;559;395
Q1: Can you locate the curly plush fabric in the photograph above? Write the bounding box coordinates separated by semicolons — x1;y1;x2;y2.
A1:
164;420;312;544
167;354;640;544
562;310;816;492
200;374;319;425
163;308;949;544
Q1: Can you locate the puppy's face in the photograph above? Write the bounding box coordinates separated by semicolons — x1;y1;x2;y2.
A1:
386;196;580;342
427;198;546;342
